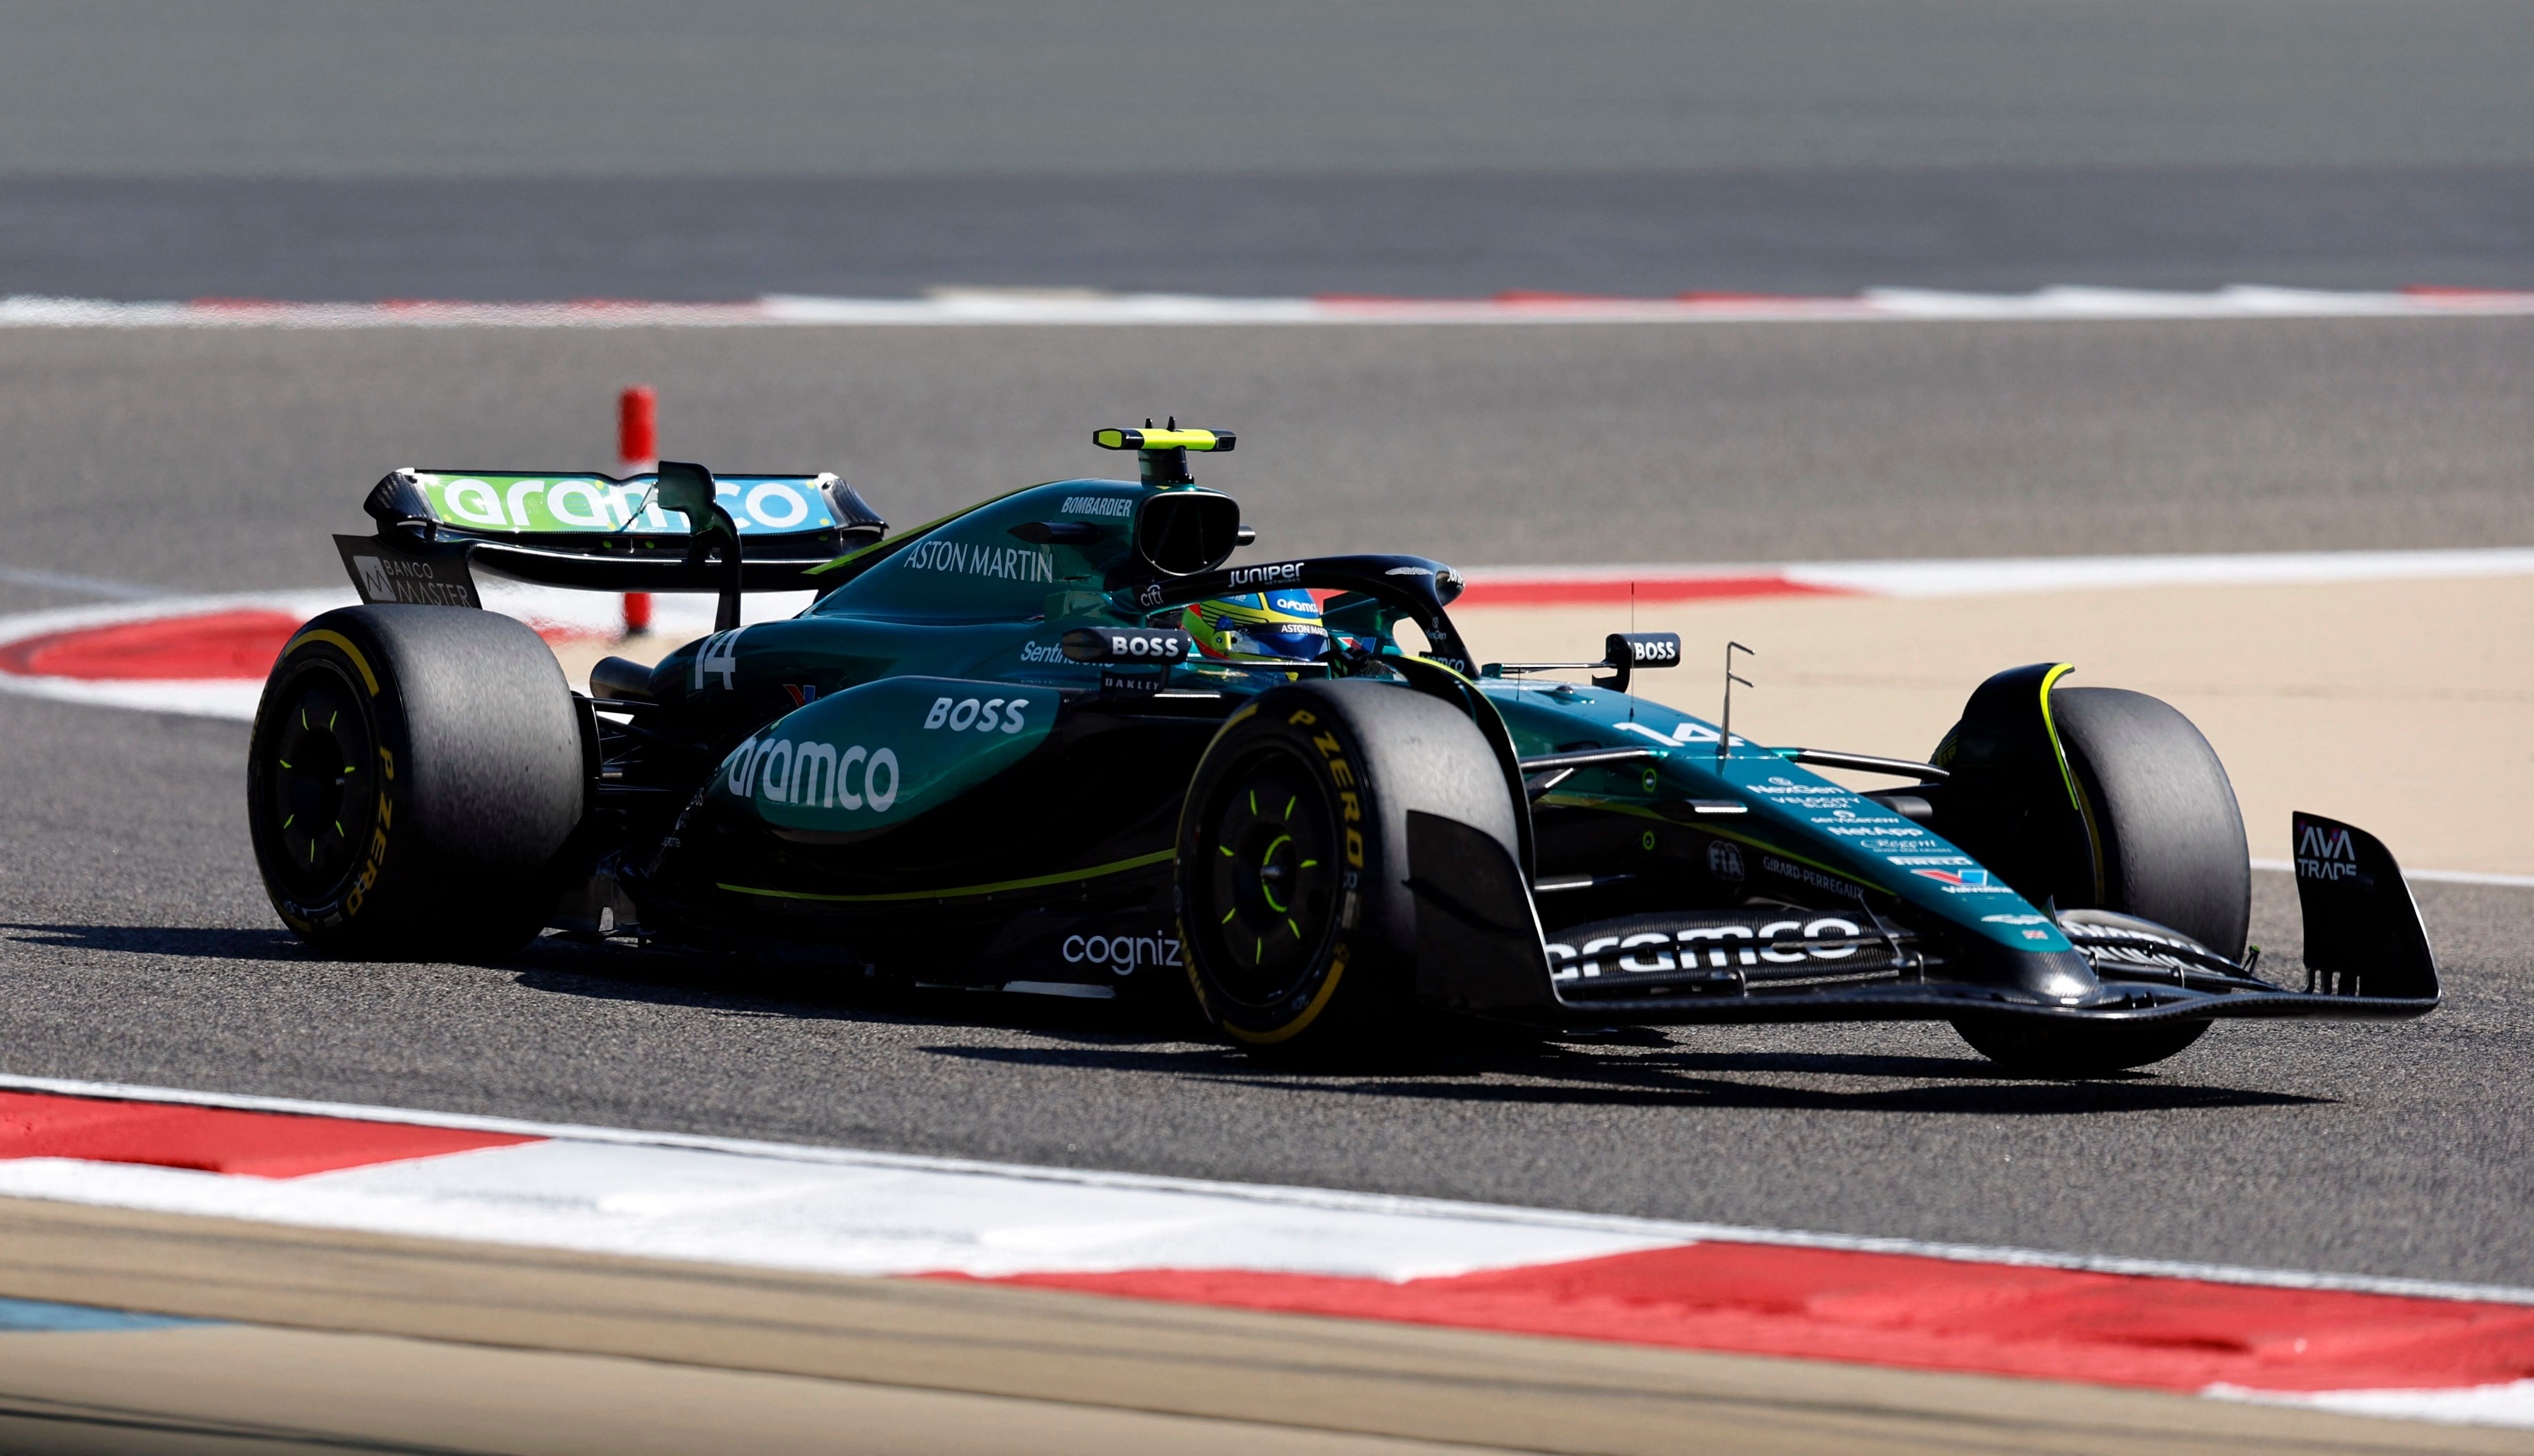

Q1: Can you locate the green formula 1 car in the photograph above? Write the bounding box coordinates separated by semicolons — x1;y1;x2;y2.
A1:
248;427;2438;1072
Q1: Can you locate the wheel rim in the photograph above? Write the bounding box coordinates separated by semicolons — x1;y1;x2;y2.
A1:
262;661;377;900
1193;748;1340;1009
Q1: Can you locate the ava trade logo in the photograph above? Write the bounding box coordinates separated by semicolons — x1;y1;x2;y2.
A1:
2297;822;2363;882
1912;867;2011;894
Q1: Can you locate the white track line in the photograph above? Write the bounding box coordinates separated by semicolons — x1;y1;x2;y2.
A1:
0;566;169;600
1458;547;2534;597
2207;1381;2534;1430
4;286;2533;328
0;586;791;720
1;1072;2528;1309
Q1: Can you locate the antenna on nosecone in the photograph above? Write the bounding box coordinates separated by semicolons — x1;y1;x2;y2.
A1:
1628;581;1638;721
1720;642;1754;762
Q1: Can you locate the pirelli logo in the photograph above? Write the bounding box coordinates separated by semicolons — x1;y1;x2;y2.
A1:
1290;709;1365;870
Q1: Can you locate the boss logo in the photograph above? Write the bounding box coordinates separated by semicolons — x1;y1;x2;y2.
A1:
1613;632;1682;666
923;696;1033;733
1061;627;1193;664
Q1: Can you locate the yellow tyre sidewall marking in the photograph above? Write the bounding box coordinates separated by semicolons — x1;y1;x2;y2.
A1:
281;629;381;696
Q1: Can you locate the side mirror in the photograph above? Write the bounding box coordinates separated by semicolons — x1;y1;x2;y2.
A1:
655;460;743;632
654;460;725;538
1135;489;1242;577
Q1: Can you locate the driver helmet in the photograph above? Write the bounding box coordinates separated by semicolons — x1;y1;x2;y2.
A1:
1182;588;1328;664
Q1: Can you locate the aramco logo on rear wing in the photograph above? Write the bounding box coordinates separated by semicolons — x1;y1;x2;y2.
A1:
2297;823;2361;881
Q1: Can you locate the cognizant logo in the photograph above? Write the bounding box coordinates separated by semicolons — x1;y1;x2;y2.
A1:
1064;932;1183;975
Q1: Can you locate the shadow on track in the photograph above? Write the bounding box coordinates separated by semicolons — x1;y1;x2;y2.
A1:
502;935;1220;1046
925;1040;2328;1116
0;923;312;964
8;924;2326;1114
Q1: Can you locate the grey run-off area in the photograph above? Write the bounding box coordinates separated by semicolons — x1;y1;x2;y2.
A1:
0;319;2527;616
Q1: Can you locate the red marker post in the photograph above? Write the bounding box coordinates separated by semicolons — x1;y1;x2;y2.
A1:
618;386;657;637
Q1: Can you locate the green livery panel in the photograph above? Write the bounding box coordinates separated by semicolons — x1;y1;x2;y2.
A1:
712;677;1057;837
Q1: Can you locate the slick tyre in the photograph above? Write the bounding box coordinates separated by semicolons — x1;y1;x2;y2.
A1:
1951;685;2244;1075
1951;1014;2211;1077
247;605;586;959
1177;679;1516;1064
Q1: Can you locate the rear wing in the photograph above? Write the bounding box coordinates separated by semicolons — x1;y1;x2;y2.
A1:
344;467;888;597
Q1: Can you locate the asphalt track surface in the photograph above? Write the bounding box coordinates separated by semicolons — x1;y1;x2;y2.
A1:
3;687;2530;1289
8;2;2532;301
8;2;2530;178
3;319;2531;619
1;319;2531;1294
15;169;2534;301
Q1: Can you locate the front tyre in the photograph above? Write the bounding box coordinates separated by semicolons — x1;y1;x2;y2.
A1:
1176;679;1516;1063
1951;1016;2209;1077
247;606;586;958
1944;680;2242;1075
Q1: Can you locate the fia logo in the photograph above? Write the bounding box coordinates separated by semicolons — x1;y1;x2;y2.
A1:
1707;840;1745;881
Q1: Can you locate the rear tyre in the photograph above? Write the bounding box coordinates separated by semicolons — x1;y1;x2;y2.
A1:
247;605;586;959
1947;683;2243;1075
1176;679;1517;1064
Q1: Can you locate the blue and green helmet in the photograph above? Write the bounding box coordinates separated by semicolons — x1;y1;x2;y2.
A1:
1181;589;1329;664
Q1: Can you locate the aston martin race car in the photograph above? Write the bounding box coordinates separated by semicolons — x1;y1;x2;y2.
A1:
248;426;2439;1072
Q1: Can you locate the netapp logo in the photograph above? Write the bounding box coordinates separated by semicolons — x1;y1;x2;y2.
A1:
1062;495;1135;517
